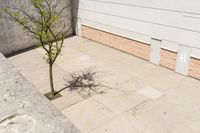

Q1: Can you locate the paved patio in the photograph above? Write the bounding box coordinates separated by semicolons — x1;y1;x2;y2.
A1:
9;36;200;133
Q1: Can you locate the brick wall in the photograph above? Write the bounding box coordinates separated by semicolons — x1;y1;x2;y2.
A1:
160;48;177;70
81;25;150;60
81;25;200;79
188;57;200;80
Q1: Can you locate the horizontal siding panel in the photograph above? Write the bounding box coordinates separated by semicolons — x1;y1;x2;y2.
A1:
75;0;200;49
183;0;200;14
79;0;183;29
81;19;151;44
78;1;200;33
79;9;200;49
87;0;200;14
183;15;200;32
79;9;153;35
87;0;180;11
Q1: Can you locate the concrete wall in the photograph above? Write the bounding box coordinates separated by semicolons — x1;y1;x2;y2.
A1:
73;0;200;79
0;0;73;56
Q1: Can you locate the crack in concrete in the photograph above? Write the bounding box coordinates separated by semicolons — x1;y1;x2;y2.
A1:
0;114;17;124
129;99;150;117
88;98;150;133
0;114;36;133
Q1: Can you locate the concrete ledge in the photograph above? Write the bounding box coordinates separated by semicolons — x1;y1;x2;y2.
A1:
0;53;80;133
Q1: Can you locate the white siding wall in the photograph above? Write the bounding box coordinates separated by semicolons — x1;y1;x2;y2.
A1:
73;0;200;56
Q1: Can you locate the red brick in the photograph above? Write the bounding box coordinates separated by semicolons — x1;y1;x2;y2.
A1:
160;49;177;70
81;25;150;60
189;57;200;80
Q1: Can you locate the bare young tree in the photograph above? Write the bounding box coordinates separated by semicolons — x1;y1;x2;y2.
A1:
2;0;71;96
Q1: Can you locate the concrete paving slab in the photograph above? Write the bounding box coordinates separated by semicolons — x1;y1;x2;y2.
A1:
76;55;91;62
92;90;147;114
89;110;165;133
64;36;89;47
137;86;163;100
51;91;84;110
99;71;145;92
8;36;200;133
8;49;46;70
62;99;114;133
9;51;67;93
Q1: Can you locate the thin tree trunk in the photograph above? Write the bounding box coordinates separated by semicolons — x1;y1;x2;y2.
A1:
49;63;55;96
